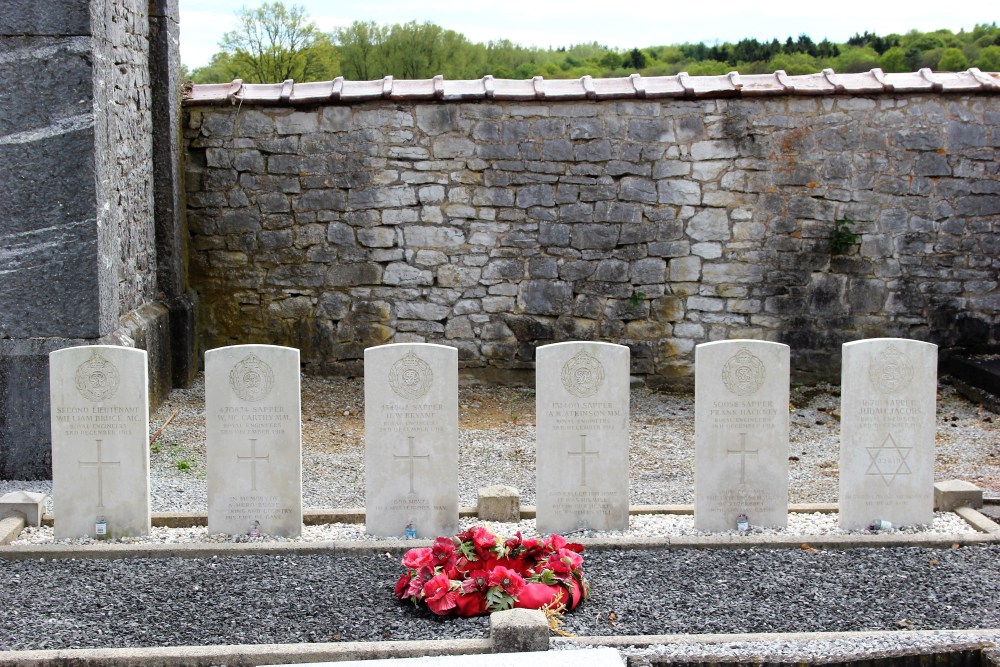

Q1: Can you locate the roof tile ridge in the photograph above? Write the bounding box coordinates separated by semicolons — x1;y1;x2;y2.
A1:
869;67;893;92
279;79;293;103
918;68;943;92
676;71;695;96
967;67;1000;89
629;73;646;98
532;75;545;99
822;68;845;93
228;78;243;104
773;70;794;92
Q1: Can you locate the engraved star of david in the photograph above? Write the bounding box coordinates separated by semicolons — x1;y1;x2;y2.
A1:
865;433;913;485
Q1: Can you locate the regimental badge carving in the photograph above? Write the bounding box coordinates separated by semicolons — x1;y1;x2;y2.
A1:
229;353;275;402
75;350;120;402
388;351;433;400
868;344;913;394
561;350;605;398
721;346;766;396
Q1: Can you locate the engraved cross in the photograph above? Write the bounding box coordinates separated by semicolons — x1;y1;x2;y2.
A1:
237;439;270;492
78;439;120;509
727;433;758;485
568;434;600;488
395;436;430;495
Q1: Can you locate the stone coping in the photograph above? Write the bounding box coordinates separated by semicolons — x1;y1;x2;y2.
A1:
0;629;996;667
2;505;998;561
183;68;1000;107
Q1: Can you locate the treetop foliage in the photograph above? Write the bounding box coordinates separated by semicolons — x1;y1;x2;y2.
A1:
187;4;1000;84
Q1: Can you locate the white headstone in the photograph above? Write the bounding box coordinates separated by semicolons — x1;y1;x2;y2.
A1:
206;344;302;537
535;342;630;533
839;338;937;529
50;345;150;539
694;340;790;532
364;343;459;537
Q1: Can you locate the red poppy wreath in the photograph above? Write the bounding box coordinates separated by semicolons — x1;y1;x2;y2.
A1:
395;526;588;617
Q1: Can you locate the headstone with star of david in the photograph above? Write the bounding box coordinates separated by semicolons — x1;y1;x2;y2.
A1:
535;342;630;533
49;345;150;539
839;338;937;529
205;344;302;537
364;343;458;537
694;340;790;532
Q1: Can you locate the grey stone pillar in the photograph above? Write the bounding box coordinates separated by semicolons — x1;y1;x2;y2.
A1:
0;0;188;479
149;0;198;388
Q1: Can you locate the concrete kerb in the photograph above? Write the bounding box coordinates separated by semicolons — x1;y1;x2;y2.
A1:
0;629;996;667
6;504;1000;560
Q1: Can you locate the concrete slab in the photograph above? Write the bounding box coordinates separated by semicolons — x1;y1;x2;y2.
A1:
935;480;984;511
263;647;622;666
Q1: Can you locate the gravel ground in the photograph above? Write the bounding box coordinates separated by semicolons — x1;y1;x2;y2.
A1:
1;545;999;651
1;376;998;658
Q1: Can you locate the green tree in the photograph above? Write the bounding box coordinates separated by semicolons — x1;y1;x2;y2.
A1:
622;48;648;70
219;2;338;83
334;21;388;80
879;46;908;72
975;45;1000;71
937;47;969;70
191;51;238;83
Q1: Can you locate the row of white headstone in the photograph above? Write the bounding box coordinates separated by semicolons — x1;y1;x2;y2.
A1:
48;337;936;540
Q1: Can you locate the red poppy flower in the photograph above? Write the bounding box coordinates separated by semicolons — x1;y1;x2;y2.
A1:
422;573;458;615
402;547;432;570
432;536;457;570
488;566;526;596
395;572;412;599
461;569;490;595
470;526;496;552
405;564;434;598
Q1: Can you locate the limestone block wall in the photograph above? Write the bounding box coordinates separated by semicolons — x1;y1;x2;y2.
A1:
183;93;1000;382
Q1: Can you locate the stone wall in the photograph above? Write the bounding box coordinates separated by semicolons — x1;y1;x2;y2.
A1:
183;94;1000;382
0;0;183;479
184;93;999;382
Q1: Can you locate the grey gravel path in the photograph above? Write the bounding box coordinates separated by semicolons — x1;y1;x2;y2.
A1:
1;545;999;651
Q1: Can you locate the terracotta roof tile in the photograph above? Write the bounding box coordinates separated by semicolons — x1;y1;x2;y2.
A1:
183;70;1000;107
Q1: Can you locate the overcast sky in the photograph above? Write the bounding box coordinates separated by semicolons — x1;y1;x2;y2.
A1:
179;0;999;70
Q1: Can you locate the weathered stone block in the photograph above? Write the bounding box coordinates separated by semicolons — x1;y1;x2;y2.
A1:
934;480;983;511
490;608;549;653
477;485;520;522
686;209;730;241
518;280;574;316
669;256;701;282
658;180;701;205
571;224;619;250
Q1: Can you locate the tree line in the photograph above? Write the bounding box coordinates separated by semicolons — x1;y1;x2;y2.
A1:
186;3;1000;84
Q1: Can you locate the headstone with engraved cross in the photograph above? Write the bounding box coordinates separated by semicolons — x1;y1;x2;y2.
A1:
694;340;790;532
839;338;937;529
206;344;302;537
536;342;630;533
364;343;458;537
50;345;150;539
